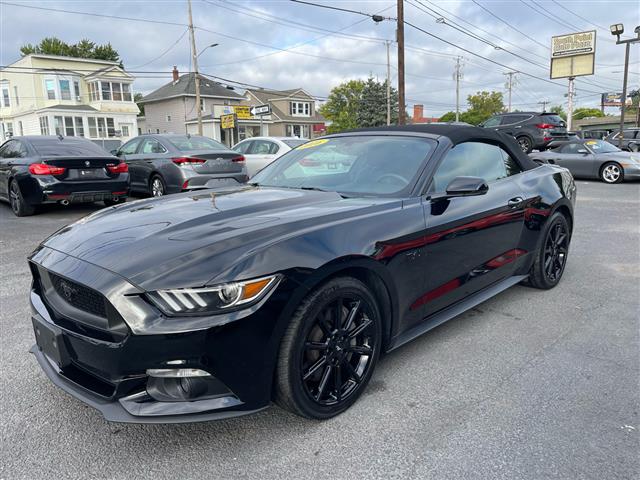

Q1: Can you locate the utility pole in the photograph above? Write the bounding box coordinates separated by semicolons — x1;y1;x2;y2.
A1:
386;41;391;126
567;77;575;132
454;57;462;122
396;0;406;125
504;72;516;113
187;0;203;136
538;100;549;112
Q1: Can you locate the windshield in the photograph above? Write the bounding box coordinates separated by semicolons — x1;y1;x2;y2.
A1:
283;139;308;149
167;136;228;151
584;139;620;153
251;136;436;196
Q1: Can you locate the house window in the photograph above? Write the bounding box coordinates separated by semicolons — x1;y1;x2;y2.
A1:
54;116;64;136
74;80;80;100
166;115;171;122
122;83;132;101
121;125;130;137
106;118;116;137
13;86;19;106
101;82;111;100
88;117;97;137
60;80;71;100
1;86;9;107
6;122;13;136
39;116;50;135
290;102;310;117
286;124;310;138
18;121;23;136
74;117;84;137
112;83;122;101
89;82;98;101
45;79;56;100
63;116;74;136
200;98;206;112
97;118;107;137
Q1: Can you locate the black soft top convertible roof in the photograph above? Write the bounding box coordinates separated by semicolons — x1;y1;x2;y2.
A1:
345;123;539;171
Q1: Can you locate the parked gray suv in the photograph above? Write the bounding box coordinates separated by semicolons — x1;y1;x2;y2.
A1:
480;112;568;153
605;128;640;152
115;134;248;196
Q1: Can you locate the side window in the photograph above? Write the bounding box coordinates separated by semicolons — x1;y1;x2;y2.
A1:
14;141;28;157
1;140;22;158
431;142;515;192
140;138;166;154
250;140;278;155
234;140;253;154
482;116;501;128
559;143;581;154
501;115;529;125
120;138;141;155
0;142;12;158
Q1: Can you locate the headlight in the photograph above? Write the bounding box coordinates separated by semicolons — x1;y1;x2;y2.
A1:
148;275;280;316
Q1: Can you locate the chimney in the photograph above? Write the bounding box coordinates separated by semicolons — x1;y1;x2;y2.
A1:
413;104;424;123
172;66;179;82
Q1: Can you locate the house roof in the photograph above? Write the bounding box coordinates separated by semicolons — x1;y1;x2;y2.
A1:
140;73;245;104
40;104;98;112
246;89;325;123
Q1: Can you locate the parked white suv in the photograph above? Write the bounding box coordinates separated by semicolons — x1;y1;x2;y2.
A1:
233;137;308;177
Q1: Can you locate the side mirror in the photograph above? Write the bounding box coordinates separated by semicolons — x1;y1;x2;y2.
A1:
110;149;119;156
577;149;588;154
431;176;489;201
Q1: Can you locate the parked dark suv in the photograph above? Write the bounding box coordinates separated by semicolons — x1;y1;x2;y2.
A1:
480;112;568;153
604;128;640;152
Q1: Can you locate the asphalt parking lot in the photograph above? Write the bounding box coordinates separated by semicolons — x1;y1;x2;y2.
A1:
1;181;638;480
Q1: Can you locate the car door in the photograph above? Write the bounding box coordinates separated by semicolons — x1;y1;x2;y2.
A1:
0;141;15;198
498;114;530;137
246;140;280;177
549;142;595;177
116;137;143;188
420;141;526;319
129;137;168;189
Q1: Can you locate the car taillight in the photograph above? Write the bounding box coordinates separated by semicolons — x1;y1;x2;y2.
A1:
106;161;128;173
536;123;554;129
231;155;245;163
172;157;206;166
29;163;66;175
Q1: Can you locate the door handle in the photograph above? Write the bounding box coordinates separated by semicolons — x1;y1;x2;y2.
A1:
508;197;524;207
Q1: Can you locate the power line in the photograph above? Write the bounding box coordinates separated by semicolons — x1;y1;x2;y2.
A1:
129;28;189;69
289;0;395;21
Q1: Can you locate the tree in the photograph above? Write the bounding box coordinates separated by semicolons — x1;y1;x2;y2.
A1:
550;105;567;121
134;93;145;116
438;111;456;122
320;80;365;133
356;77;398;128
572;107;604;120
461;91;504;125
20;37;121;64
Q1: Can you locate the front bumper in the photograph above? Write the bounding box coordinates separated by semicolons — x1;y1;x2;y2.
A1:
27;247;290;423
622;163;640;180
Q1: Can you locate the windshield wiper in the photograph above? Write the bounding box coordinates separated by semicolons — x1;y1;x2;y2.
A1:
299;186;349;198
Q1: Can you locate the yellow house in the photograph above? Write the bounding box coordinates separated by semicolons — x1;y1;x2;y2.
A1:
0;54;139;143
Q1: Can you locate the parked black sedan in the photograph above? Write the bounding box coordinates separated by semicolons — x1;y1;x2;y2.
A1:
115;134;248;196
0;136;129;216
28;125;576;422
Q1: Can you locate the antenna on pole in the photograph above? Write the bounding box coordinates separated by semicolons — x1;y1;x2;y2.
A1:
503;72;517;112
454;56;463;122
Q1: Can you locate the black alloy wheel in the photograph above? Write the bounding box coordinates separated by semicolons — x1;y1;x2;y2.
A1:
526;212;570;289
9;180;35;217
517;136;533;153
276;277;382;419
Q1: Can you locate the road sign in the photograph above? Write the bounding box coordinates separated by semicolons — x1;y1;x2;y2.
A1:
220;113;235;129
550;30;596;79
234;106;251;119
250;104;271;116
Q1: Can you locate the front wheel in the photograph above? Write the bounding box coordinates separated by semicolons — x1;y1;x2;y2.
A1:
600;162;623;184
275;277;382;419
9;179;35;217
526;212;570;289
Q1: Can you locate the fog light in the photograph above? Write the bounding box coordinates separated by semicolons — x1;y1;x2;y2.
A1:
146;368;211;378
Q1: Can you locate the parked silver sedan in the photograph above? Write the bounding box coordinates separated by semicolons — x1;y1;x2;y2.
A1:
530;139;640;184
115;134;248;196
233;137;308;177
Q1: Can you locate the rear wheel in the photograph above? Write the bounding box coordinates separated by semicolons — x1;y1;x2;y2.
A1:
516;136;533;153
9;179;35;217
527;212;570;289
600;162;623;184
150;174;166;197
275;277;382;419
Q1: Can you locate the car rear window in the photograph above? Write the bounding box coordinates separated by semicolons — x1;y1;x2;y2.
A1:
283;139;308;148
166;136;228;151
540;114;565;125
30;138;111;157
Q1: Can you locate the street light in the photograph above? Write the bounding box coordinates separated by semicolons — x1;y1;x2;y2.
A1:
610;23;640;146
197;43;219;59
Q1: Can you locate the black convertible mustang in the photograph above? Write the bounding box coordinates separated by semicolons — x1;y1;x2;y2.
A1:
29;124;576;423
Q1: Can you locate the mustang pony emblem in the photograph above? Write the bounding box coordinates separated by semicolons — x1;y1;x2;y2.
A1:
59;280;78;301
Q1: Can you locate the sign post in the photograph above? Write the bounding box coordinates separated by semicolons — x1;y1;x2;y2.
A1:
220;113;237;146
550;30;597;131
250;104;271;136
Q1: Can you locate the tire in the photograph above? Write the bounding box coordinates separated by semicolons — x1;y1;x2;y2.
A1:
599;162;623;184
527;212;570;290
516;136;533;154
275;277;382;419
9;179;35;217
149;174;166;197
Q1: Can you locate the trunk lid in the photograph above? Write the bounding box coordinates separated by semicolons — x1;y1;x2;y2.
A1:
174;150;244;175
42;156;123;180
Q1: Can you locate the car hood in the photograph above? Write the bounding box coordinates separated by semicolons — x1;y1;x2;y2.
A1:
40;186;399;289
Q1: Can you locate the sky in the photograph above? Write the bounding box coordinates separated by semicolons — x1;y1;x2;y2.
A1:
1;0;639;117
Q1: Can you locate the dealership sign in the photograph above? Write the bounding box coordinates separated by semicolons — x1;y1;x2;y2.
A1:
233;106;252;119
601;92;633;107
550;30;596;79
220;113;236;129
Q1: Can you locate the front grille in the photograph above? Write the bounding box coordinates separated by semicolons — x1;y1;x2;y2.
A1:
49;272;107;318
